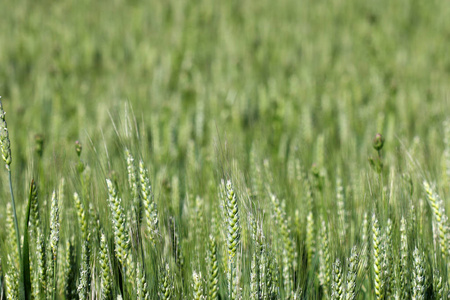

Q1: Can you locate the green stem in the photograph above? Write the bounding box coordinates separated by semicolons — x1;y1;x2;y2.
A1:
38;159;45;198
122;265;127;298
229;260;233;300
52;257;57;300
8;169;22;266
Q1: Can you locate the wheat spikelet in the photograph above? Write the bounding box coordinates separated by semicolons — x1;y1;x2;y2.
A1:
433;271;443;299
125;149;140;210
0;98;12;170
136;263;149;300
412;248;425;300
423;181;448;260
46;190;60;298
77;239;91;300
331;258;343;300
270;194;294;296
63;239;77;299
383;219;393;297
74;192;87;240
260;249;268;299
398;217;409;299
5;255;18;300
99;233;111;300
226;180;240;258
49;191;60;260
319;217;331;297
29;180;40;238
208;234;219;300
106;178;129;265
6;204;19;269
159;264;172;300
345;247;358;300
250;252;258;300
193;271;205;300
34;228;46;297
139;160;159;246
226;179;241;300
372;214;383;300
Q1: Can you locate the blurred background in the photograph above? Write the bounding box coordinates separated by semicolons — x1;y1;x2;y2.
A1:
0;0;449;199
0;1;450;298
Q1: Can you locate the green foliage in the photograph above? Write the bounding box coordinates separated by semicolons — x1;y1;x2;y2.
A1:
0;0;450;299
19;180;33;300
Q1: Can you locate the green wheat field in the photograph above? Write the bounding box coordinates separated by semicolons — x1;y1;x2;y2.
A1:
1;0;450;299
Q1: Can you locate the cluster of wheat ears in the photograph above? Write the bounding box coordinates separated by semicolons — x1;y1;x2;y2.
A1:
0;97;449;300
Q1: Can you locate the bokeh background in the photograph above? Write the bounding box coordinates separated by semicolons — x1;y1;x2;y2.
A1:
1;0;449;168
0;0;450;297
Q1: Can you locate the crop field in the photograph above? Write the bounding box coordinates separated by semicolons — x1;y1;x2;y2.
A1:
0;0;450;299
